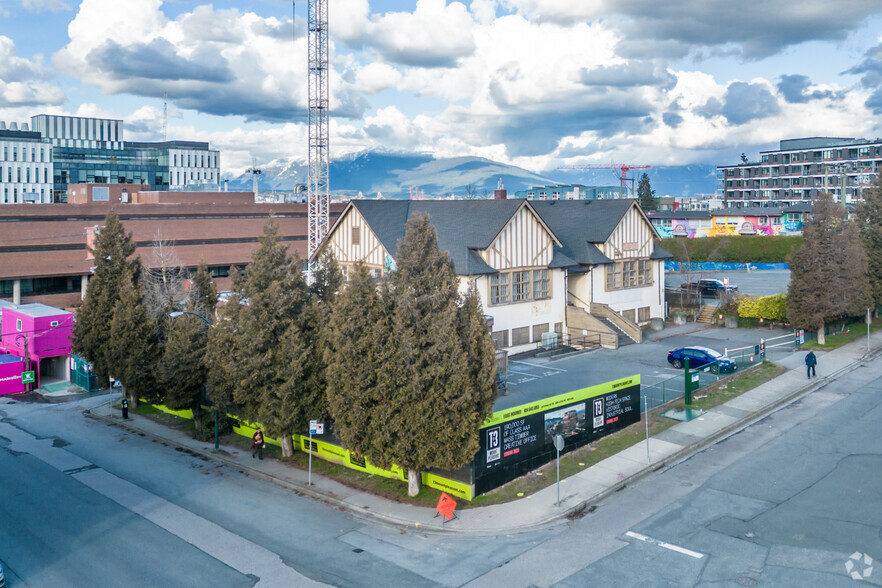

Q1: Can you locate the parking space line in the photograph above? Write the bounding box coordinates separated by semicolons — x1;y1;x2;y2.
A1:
510;360;566;373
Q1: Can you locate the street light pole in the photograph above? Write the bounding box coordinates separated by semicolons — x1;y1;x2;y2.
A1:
168;310;218;450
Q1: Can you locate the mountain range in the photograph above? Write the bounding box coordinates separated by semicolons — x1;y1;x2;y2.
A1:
223;151;722;200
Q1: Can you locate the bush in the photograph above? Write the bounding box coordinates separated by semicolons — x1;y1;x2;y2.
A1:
667;236;803;263
737;294;788;322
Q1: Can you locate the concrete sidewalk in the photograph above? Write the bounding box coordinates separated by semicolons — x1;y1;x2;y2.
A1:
85;330;882;536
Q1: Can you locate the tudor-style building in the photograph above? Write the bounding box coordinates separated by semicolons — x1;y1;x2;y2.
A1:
314;198;671;354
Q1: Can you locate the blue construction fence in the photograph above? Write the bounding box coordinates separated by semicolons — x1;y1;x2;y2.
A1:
665;261;789;271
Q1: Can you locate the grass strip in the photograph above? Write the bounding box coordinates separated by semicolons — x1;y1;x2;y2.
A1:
131;360;786;509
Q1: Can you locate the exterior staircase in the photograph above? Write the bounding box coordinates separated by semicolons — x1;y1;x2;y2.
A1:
599;317;637;347
696;305;716;324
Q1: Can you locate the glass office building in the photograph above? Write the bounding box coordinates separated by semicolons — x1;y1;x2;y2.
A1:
2;114;221;203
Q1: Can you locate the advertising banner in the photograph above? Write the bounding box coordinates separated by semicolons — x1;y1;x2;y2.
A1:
474;375;640;495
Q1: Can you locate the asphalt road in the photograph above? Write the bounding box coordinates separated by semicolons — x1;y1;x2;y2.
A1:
2;333;876;587
470;349;882;587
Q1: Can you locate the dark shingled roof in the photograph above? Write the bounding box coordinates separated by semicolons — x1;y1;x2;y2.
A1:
350;199;523;275
347;198;657;273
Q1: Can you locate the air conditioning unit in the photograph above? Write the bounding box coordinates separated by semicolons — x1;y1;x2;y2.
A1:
541;331;558;350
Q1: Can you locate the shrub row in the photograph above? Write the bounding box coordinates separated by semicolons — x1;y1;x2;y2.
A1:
665;235;803;263
736;294;789;322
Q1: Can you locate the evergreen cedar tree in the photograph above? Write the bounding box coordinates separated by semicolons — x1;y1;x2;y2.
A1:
157;264;218;416
107;273;159;404
73;209;140;382
160;313;209;415
325;214;498;496
786;192;872;343
205;220;331;457
855;174;882;310
637;173;657;211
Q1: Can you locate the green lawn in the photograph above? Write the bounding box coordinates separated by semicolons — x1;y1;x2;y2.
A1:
801;319;881;350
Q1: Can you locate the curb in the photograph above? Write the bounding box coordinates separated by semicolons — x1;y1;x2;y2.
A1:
83;404;437;531
82;340;880;536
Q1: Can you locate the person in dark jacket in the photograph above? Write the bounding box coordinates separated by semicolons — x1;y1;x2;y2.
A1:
251;427;265;460
805;351;817;378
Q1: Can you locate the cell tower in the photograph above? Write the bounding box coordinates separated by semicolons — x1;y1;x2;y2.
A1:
307;0;329;261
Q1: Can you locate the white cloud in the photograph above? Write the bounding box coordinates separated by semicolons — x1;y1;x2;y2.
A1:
353;62;402;94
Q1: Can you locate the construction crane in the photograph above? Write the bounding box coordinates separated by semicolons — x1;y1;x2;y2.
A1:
307;0;329;263
557;163;651;197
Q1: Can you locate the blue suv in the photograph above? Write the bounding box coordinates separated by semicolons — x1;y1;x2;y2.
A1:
667;346;737;373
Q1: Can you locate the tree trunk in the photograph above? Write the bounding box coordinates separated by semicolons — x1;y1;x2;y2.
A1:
281;434;294;458
817;325;826;346
407;469;421;497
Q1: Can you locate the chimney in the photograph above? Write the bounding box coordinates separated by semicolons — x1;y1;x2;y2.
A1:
494;176;507;200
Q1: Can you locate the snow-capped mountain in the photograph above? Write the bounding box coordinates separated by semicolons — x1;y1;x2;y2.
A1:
223;151;721;199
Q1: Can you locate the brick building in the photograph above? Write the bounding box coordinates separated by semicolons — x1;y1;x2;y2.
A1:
0;184;344;308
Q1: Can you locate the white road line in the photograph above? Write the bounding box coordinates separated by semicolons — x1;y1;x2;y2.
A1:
625;531;705;559
510;360;566;373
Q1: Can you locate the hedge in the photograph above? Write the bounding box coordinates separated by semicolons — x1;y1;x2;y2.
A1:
666;236;803;263
735;294;789;322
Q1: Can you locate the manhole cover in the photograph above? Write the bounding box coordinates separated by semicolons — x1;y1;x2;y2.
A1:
736;576;758;587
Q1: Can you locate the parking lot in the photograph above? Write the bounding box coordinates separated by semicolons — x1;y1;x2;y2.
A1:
665;269;791;297
497;324;797;412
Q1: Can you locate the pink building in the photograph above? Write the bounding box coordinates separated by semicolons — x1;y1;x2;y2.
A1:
0;303;74;388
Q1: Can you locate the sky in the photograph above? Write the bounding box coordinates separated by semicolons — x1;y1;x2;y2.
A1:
2;0;882;177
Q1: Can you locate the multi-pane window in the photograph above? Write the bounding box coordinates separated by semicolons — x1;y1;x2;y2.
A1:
490;273;510;305
606;260;653;290
490;269;550;305
532;269;549;299
512;271;530;301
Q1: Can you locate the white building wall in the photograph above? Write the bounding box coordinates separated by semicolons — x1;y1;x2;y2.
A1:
469;269;567;355
169;148;221;189
0;135;53;204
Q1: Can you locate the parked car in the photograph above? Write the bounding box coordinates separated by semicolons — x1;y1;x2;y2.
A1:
667;346;737;373
679;278;738;297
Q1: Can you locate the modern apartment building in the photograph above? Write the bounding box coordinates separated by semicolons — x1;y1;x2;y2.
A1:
719;137;882;206
0;114;220;203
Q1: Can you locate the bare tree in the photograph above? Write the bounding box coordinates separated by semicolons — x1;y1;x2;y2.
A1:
141;233;188;322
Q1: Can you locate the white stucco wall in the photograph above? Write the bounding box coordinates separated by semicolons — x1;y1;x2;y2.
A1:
463;270;567;355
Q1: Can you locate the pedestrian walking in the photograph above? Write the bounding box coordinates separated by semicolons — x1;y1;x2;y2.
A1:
251;427;265;460
805;351;817;379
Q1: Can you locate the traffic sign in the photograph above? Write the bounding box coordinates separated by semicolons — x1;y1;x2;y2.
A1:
21;371;35;384
309;420;324;434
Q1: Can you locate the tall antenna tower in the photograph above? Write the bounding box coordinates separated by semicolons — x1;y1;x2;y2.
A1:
307;0;329;261
246;157;262;200
161;91;168;141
